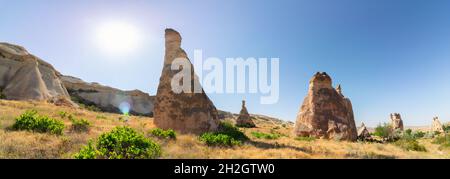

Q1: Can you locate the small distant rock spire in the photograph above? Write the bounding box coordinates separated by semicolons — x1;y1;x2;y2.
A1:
236;99;256;128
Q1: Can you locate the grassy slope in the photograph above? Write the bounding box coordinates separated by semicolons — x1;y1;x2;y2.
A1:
0;100;448;159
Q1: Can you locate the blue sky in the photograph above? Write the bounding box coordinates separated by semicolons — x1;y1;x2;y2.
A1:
1;0;450;126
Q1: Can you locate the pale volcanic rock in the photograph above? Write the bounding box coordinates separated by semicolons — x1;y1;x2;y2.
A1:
153;29;219;134
0;43;73;105
236;100;256;128
357;122;371;140
294;72;357;141
431;117;444;133
61;75;155;116
390;113;404;131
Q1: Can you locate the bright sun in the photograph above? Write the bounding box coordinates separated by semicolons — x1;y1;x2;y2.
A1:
95;21;141;56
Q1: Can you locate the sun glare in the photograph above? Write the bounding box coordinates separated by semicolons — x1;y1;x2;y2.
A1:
95;21;141;56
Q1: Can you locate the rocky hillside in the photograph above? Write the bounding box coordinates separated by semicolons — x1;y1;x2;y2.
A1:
0;43;72;105
61;75;155;116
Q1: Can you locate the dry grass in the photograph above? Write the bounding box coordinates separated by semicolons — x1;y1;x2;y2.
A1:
0;100;448;159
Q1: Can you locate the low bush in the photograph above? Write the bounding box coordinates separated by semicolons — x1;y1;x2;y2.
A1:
96;115;107;119
251;131;281;140
200;133;242;146
443;125;450;133
74;126;161;159
394;138;427;152
295;136;316;142
432;134;450;149
0;89;6;99
149;128;176;140
236;123;256;128
402;129;426;140
373;123;400;142
58;111;68;119
199;122;248;147
70;118;91;132
12;110;65;135
217;122;249;141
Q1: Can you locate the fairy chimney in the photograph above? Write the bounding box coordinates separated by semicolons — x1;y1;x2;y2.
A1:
294;72;357;141
153;29;219;134
236;100;256;128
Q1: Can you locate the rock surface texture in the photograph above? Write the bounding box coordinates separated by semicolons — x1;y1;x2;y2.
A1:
61;75;155;116
236;100;256;128
431;117;444;133
357;122;371;140
294;72;357;141
0;43;73;105
153;29;219;134
390;113;404;131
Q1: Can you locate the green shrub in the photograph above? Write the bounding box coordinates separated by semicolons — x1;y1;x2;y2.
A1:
251;131;281;140
432;134;450;149
295;136;316;142
199;122;248;147
96;115;107;119
200;133;242;146
394;138;427;152
401;129;425;140
217;122;248;141
77;103;101;112
0;89;6;99
236;123;256;128
443;125;450;133
373;123;392;138
12;110;65;135
373;123;400;141
70;118;91;132
149;128;176;139
58;111;68;119
74;126;161;159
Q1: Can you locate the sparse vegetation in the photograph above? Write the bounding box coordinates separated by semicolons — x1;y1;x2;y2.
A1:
0;100;448;159
74;126;161;159
394;138;427;152
12;110;65;135
199;122;248;147
295;136;316;142
251;131;281;140
403;129;426;139
80;104;102;112
70;118;91;132
373;123;400;142
149;128;176;140
58;111;68;119
432;134;450;149
0;89;6;99
236;123;256;128
443;124;450;133
96;115;107;119
200;133;242;146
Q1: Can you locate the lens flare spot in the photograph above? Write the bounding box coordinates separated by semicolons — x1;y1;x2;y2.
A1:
119;101;131;115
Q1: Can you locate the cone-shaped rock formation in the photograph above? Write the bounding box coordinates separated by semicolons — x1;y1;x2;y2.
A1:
294;72;357;141
236;100;256;128
154;29;219;134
